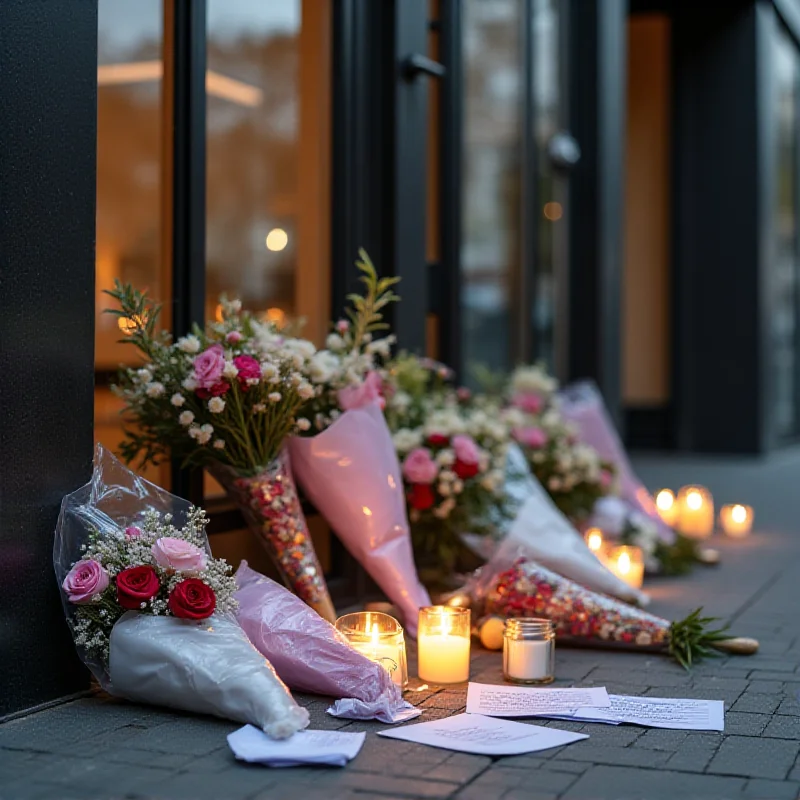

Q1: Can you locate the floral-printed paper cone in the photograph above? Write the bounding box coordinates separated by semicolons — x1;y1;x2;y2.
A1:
289;402;431;637
208;450;336;623
558;381;675;544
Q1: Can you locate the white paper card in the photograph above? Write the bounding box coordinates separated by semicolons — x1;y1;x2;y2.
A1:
567;695;725;732
466;682;610;718
377;713;588;756
228;725;366;768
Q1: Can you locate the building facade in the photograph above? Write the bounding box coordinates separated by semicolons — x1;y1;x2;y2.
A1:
2;0;798;715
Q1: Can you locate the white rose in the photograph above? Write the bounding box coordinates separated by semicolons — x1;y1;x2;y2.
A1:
222;361;239;380
182;376;198;391
176;335;201;354
208;397;225;413
179;411;195;426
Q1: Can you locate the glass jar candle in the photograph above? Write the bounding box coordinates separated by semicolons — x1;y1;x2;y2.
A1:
719;504;754;538
605;545;645;589
335;611;408;688
503;618;555;684
417;606;471;684
677;485;714;538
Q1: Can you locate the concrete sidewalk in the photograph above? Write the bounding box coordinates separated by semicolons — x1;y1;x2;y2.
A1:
2;452;800;800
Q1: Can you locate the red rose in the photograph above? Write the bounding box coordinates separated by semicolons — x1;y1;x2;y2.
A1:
196;380;230;399
408;483;435;511
233;355;261;390
454;459;479;479
427;433;449;447
116;566;160;610
168;578;216;620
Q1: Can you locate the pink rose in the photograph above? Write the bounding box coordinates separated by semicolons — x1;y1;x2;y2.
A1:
402;448;439;484
233;355;261;389
452;434;480;465
62;559;109;604
514;427;548;449
124;526;141;538
337;371;385;411
151;537;208;572
193;345;225;390
511;392;544;415
226;331;243;344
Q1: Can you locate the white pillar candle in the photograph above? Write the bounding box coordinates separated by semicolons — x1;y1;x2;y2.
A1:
505;639;551;681
605;545;645;589
678;485;714;538
720;504;753;538
417;606;471;684
655;489;679;527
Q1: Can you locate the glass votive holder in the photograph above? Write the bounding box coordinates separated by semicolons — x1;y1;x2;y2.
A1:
605;545;645;589
335;611;408;688
503;618;555;684
719;504;754;538
655;489;679;527
584;527;606;557
417;606;471;684
677;485;714;538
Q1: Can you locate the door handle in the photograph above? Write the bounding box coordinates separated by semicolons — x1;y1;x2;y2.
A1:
402;53;446;81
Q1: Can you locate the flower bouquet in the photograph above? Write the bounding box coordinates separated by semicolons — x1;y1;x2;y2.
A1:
287;251;431;636
471;550;755;669
54;446;309;737
106;283;336;622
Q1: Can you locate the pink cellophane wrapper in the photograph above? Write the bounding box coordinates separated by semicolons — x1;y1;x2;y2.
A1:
469;551;671;652
288;402;431;637
558;381;675;545
235;562;420;723
208;450;336;623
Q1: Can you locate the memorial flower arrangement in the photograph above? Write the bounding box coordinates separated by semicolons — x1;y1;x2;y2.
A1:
106;282;336;621
62;507;236;666
383;355;511;579
501;365;615;524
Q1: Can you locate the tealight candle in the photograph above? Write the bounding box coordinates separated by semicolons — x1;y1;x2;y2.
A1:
417;606;470;684
584;527;605;555
677;485;714;538
605;545;644;589
720;504;753;538
335;611;408;687
655;489;679;527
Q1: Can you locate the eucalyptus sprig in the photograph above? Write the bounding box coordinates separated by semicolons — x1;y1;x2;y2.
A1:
668;608;730;670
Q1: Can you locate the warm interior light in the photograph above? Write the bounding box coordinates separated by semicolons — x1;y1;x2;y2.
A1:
543;201;563;221
686;491;703;511
215;304;224;323
617;551;631;575
265;307;286;326
586;528;604;553
731;504;747;524
656;489;675;511
266;228;289;251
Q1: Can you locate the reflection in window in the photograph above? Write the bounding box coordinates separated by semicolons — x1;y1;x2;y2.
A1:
773;27;798;438
460;0;523;380
95;0;165;485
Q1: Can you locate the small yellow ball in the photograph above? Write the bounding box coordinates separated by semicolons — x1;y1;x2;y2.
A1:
479;616;505;651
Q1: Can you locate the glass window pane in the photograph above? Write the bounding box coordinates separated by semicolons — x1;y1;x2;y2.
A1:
461;0;523;379
773;26;798;438
95;0;166;486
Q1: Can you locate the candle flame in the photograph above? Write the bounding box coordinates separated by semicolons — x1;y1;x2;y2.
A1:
440;608;451;636
371;622;379;646
686;490;703;510
732;505;747;523
617;552;631;575
656;490;675;511
586;528;603;552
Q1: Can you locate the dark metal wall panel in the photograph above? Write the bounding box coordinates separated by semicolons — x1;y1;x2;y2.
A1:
0;0;97;714
567;0;627;429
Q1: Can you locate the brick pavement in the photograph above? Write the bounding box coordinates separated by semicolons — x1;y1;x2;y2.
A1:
2;452;800;800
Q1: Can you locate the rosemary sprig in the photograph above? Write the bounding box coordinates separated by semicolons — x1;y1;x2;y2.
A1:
346;248;401;350
668;608;730;669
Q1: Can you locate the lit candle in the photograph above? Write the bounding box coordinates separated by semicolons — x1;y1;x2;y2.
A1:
655;489;679;527
677;485;715;538
417;606;471;684
605;545;644;589
720;504;753;538
335;611;408;687
584;527;605;555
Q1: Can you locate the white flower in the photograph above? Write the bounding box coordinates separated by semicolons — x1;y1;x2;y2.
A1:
261;363;278;381
253;403;266;413
366;336;394;357
213;439;226;450
510;365;558;397
182;376;198;391
268;392;282;403
391;391;412;412
452;479;464;494
392;428;423;453
284;338;317;360
171;393;185;407
436;449;456;467
222;361;239;380
188;424;201;439
177;334;201;354
136;368;153;384
179;411;195;426
208;397;225;413
438;483;451;497
297;382;315;401
325;333;345;351
229;299;242;313
296;418;311;431
307;351;340;383
439;469;456;483
197;424;214;445
145;382;165;398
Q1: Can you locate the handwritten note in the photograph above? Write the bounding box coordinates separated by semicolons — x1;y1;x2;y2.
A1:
466;682;610;718
377;713;588;756
228;726;366;767
566;695;724;732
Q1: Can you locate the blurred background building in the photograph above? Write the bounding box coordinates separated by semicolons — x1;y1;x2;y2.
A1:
3;0;800;714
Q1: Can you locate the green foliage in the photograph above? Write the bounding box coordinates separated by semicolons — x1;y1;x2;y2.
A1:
669;608;730;670
346;248;401;350
653;534;701;576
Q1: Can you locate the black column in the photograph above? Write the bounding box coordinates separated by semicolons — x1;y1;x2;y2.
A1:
0;0;97;715
567;0;627;430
